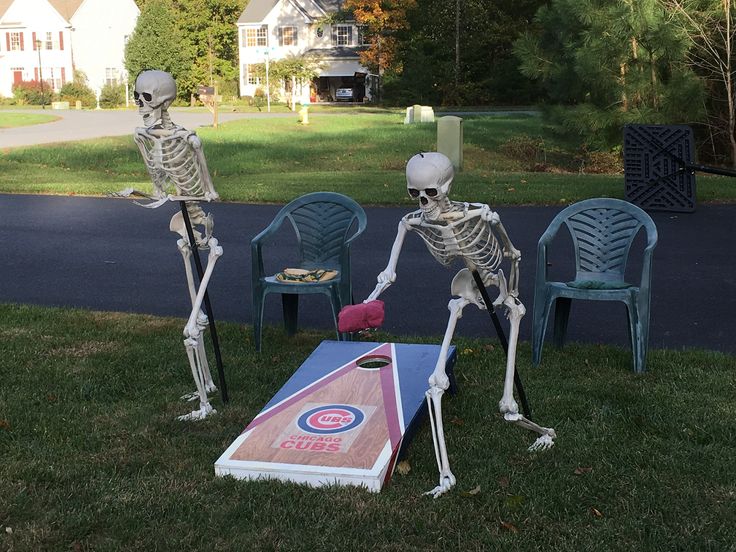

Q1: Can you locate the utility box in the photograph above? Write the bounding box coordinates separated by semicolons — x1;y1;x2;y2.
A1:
437;116;463;171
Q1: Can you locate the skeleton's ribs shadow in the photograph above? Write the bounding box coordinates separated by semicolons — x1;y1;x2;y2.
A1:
118;70;227;421
367;152;556;498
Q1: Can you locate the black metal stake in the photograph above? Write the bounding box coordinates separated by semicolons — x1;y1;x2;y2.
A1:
179;201;229;404
470;269;532;420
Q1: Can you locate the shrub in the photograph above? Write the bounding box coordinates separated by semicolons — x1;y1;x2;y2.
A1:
99;82;126;108
12;80;52;105
58;77;96;109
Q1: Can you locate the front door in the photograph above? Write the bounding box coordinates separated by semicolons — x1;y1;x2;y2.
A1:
12;70;22;84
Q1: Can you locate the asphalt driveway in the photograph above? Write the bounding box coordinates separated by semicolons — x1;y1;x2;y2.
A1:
1;193;734;354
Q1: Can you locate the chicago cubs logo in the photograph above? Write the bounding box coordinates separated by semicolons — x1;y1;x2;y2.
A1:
297;404;365;435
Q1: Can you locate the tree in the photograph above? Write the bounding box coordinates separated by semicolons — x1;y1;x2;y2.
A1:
344;0;417;87
514;0;704;148
171;0;248;96
124;0;193;99
663;0;736;166
381;0;544;106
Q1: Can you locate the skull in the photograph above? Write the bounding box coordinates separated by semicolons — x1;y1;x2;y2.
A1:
406;152;454;219
134;70;177;127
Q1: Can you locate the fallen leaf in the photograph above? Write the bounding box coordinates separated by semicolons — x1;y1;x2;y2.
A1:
0;419;9;430
591;507;604;518
483;344;495;352
450;416;464;426
462;485;481;496
395;460;411;476
574;467;593;475
507;187;516;192
498;476;510;489
500;520;519;533
5;527;12;535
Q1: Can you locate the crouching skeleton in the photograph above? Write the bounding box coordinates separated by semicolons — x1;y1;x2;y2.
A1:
116;70;224;421
366;152;556;497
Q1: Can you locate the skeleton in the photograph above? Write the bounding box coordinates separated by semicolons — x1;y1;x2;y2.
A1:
366;152;556;497
116;70;221;421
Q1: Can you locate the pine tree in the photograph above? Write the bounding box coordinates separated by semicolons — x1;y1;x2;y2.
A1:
514;0;704;148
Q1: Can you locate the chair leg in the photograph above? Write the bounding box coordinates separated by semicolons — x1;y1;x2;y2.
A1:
253;287;265;353
329;287;344;341
532;293;554;366
552;298;572;348
628;298;649;374
282;293;299;336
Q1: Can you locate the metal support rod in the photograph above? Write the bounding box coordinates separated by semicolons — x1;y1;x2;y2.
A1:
470;269;532;420
180;201;229;404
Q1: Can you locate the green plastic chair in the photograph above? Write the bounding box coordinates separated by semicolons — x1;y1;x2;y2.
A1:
251;192;367;352
531;198;658;373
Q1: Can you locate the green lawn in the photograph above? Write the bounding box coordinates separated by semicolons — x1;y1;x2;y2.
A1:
0;112;59;128
0;304;734;551
2;112;734;205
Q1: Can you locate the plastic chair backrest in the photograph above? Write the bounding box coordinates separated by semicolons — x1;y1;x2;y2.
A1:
280;192;367;270
543;198;657;284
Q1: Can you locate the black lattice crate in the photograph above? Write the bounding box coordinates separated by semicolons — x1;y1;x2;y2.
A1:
624;124;696;212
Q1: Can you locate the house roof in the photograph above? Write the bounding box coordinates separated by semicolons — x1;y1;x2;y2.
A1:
238;0;343;24
304;46;361;59
48;0;84;21
238;0;279;24
0;0;15;19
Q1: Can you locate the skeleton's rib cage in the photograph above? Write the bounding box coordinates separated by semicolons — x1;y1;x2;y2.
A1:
134;127;218;202
405;202;504;274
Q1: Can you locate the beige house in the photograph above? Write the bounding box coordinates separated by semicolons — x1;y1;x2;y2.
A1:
0;0;139;98
237;0;374;103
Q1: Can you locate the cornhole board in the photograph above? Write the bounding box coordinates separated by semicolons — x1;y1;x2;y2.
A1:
215;340;457;492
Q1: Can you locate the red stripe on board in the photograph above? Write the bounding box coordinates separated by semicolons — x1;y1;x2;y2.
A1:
377;344;403;450
244;343;389;432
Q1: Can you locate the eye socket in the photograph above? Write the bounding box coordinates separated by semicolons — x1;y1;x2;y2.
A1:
408;188;420;198
425;188;438;197
134;92;152;102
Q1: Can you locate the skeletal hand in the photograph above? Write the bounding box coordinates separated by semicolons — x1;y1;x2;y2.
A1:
367;270;396;301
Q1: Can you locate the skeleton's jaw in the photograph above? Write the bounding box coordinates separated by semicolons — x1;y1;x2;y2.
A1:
140;107;161;128
420;196;453;222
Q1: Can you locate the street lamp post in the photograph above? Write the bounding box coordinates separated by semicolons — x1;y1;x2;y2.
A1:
36;40;45;109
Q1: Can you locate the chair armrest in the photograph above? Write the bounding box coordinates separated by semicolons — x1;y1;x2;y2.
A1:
250;218;286;278
535;225;559;283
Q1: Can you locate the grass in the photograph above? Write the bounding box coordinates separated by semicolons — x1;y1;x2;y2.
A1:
0;112;59;128
1;303;734;551
2;111;735;205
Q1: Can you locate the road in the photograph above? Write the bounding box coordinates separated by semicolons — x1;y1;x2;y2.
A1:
1;193;734;354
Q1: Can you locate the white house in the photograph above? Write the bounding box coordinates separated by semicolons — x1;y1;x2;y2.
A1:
0;0;139;99
237;0;375;103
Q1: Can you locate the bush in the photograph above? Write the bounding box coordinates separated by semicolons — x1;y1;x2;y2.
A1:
99;82;126;108
58;78;96;109
12;80;53;106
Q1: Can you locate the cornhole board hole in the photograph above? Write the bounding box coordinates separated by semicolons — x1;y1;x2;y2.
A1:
215;340;457;492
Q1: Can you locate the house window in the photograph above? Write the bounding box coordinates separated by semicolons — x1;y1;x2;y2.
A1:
244;64;260;85
46;68;62;91
279;26;297;47
45;32;53;50
243;25;268;48
9;32;22;51
332;25;352;46
105;68;119;86
357;26;370;46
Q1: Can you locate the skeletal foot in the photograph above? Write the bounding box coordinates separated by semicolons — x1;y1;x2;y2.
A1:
177;404;216;421
528;431;556;452
424;472;456;498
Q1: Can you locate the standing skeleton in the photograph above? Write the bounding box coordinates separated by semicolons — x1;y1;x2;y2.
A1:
118;70;221;421
367;152;556;497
